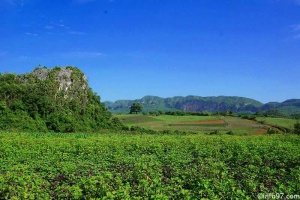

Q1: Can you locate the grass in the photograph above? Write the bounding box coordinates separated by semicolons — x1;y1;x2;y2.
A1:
256;117;298;129
118;114;162;125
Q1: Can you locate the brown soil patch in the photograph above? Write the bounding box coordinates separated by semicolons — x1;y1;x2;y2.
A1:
173;120;225;125
251;129;267;135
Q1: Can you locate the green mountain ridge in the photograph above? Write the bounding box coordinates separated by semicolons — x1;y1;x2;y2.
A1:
105;95;300;115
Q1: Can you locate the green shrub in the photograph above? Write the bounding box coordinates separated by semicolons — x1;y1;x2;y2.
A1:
266;128;278;134
294;122;300;135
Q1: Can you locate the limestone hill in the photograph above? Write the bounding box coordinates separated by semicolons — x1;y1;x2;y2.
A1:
0;66;114;132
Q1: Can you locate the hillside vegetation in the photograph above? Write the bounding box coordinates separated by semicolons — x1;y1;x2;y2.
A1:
105;95;300;117
105;95;263;114
0;67;114;132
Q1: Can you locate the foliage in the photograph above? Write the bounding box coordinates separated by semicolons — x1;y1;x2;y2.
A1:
0;132;299;199
263;109;287;118
129;103;143;114
294;122;300;135
208;130;220;135
266;128;278;134
291;113;300;119
0;67;113;132
226;130;234;135
240;115;256;120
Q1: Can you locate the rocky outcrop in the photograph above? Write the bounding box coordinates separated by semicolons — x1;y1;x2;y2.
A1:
31;67;88;100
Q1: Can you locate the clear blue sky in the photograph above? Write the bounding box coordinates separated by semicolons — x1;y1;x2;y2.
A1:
1;0;299;103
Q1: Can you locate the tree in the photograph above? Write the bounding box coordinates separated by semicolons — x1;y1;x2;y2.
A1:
130;103;143;114
294;122;300;135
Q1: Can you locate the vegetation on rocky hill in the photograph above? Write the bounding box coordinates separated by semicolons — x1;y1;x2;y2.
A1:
0;66;117;132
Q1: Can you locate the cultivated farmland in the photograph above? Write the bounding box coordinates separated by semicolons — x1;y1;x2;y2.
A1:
117;114;268;135
0;132;299;199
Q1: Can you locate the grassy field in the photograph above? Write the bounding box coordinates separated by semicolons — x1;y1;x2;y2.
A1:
0;132;299;199
256;117;298;129
117;114;268;135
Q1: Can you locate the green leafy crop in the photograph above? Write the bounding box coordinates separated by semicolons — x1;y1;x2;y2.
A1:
0;132;299;199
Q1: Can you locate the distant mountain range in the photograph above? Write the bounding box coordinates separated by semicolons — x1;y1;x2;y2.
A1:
104;95;300;115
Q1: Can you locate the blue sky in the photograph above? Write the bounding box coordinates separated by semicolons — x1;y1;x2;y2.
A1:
0;0;299;103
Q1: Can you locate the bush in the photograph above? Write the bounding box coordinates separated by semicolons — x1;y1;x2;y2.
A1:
226;131;234;135
241;115;256;120
209;130;219;135
267;128;278;134
294;122;300;135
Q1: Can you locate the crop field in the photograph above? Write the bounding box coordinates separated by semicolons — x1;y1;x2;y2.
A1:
169;120;227;129
117;114;267;135
0;132;300;199
170;119;226;125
